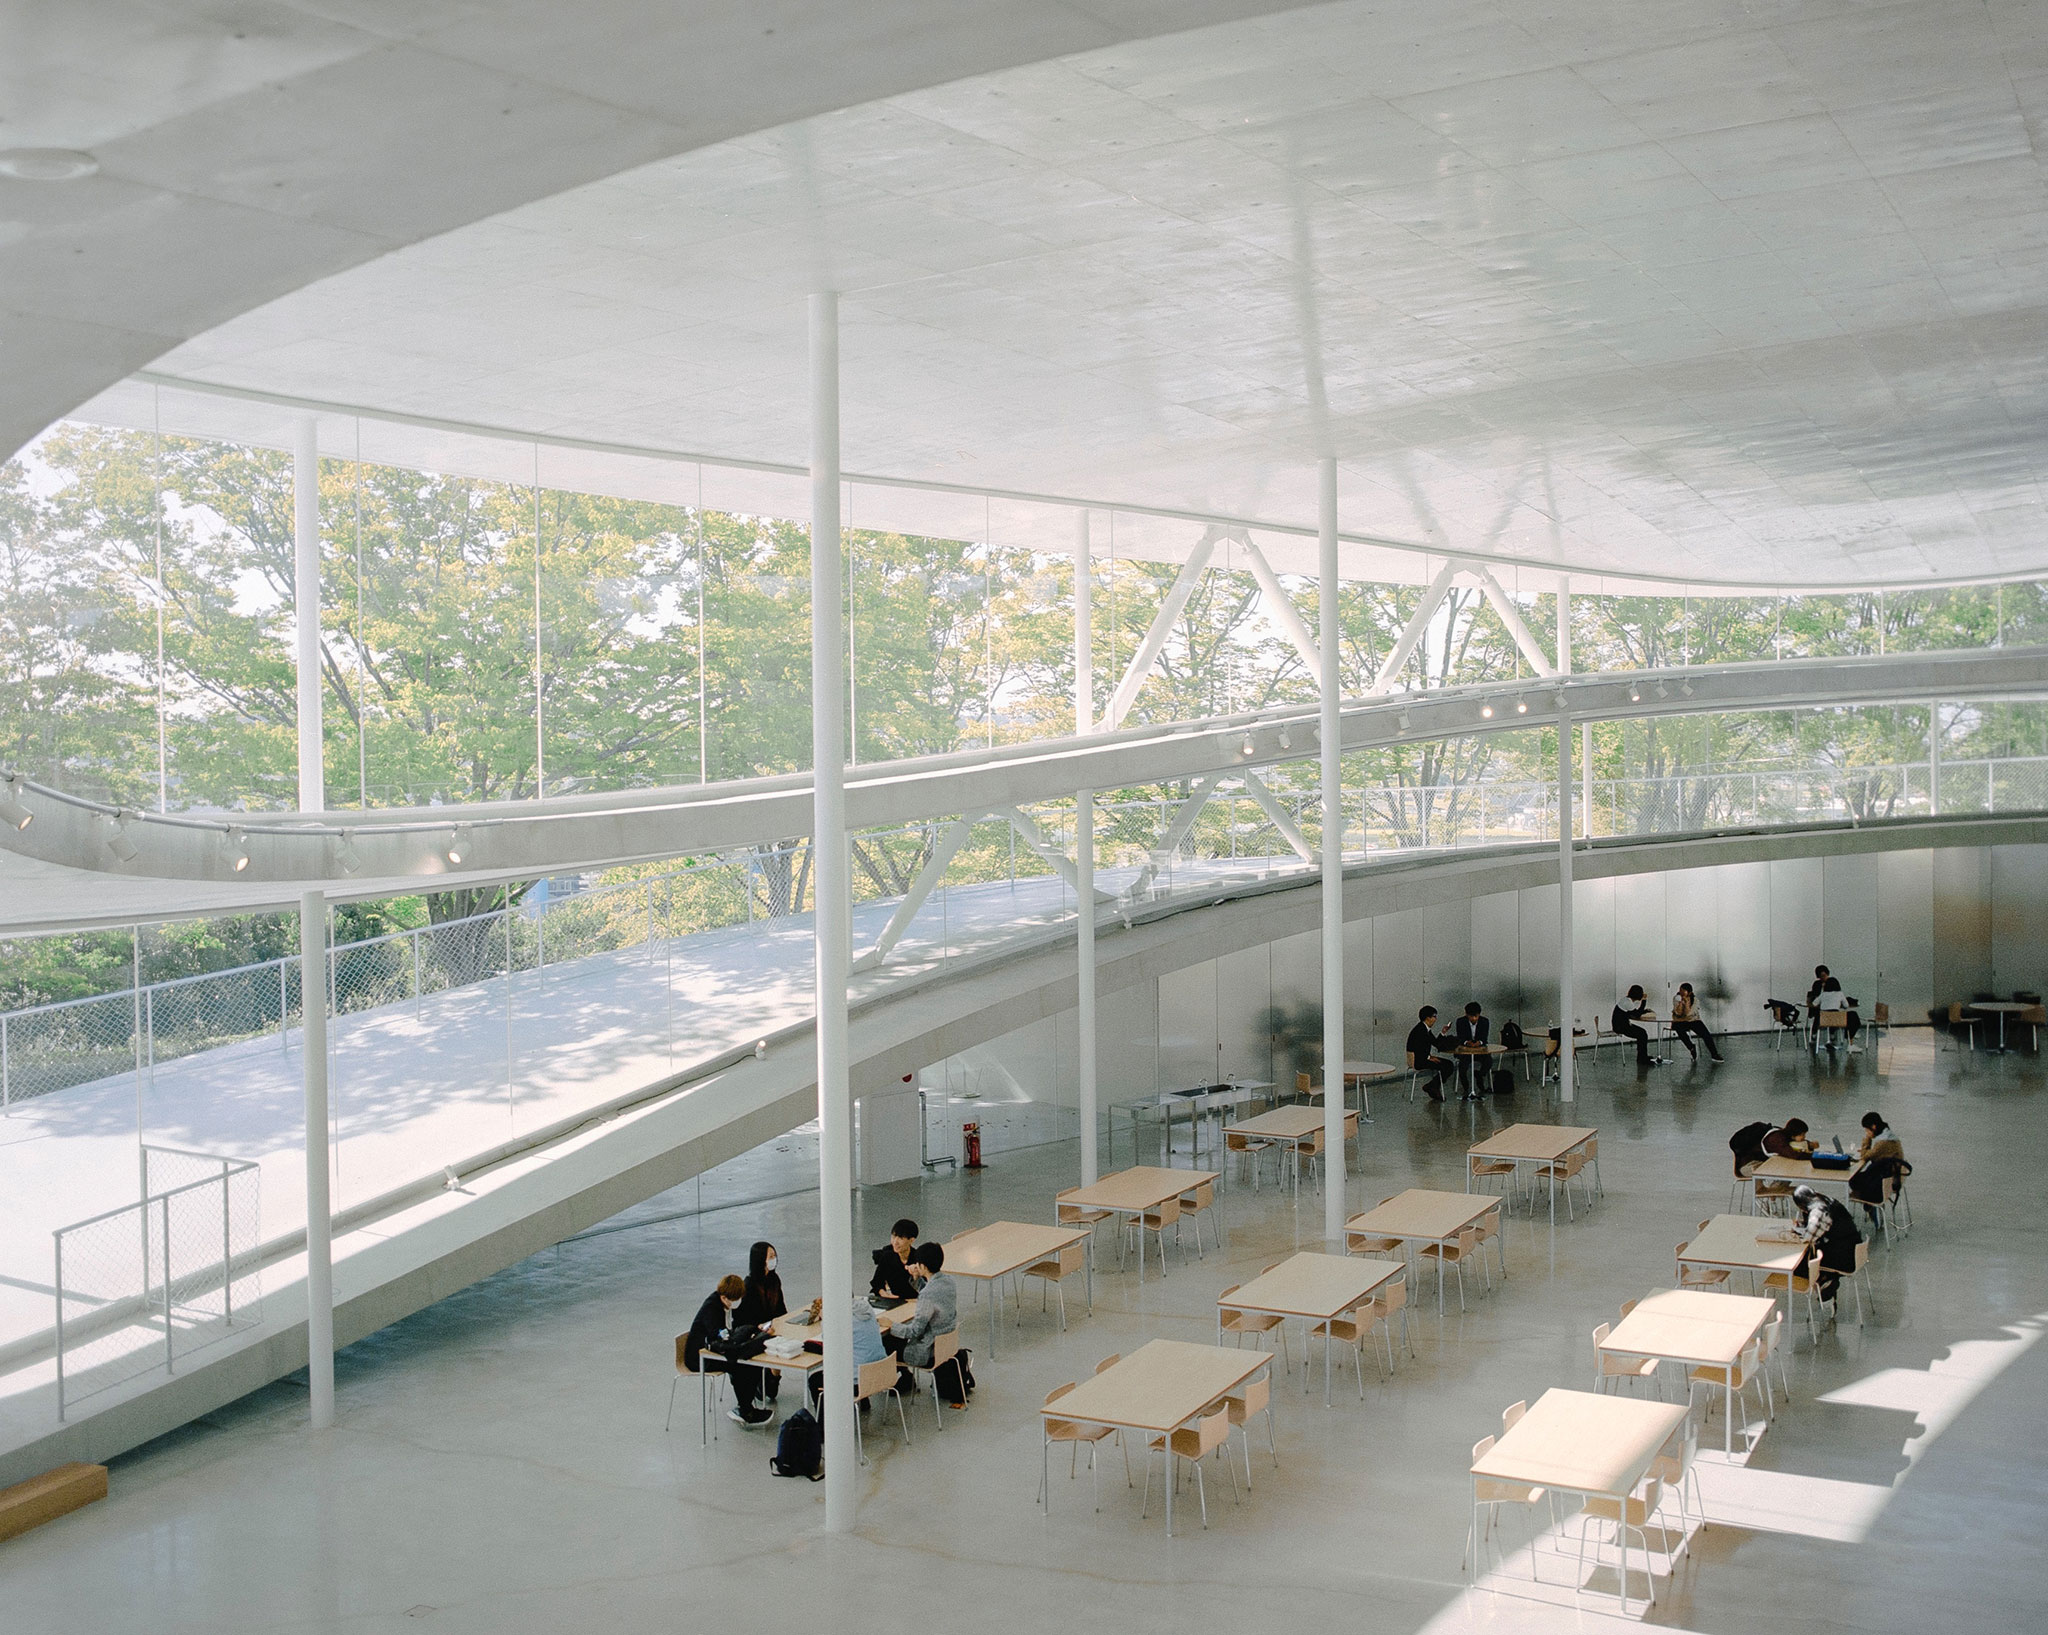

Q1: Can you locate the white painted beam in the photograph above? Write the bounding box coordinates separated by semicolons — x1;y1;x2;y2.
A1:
1104;526;1222;729
1232;529;1321;675
1471;562;1559;678
1366;559;1461;696
851;816;981;971
1239;770;1314;861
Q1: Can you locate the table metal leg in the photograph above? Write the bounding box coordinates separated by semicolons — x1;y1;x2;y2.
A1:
989;1278;999;1360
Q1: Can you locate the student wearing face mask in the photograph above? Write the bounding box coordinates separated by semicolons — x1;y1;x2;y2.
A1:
686;1273;772;1427
739;1242;789;1406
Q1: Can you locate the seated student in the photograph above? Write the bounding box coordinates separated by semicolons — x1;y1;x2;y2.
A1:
686;1273;772;1427
739;1241;788;1403
1669;982;1725;1063
888;1243;962;1401
1814;977;1863;1050
1730;1117;1811;1177
808;1296;889;1412
1404;1006;1458;1104
1848;1111;1910;1218
869;1218;921;1305
1451;1001;1489;1099
1790;1183;1863;1304
1611;986;1661;1068
1806;965;1832;1017
1763;1117;1814;1160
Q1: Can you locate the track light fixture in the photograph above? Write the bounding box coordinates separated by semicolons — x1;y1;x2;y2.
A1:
446;825;472;864
1629;685;1642;703
1680;679;1694;698
1480;703;1494;719
1397;709;1412;733
1655;681;1669;700
1240;734;1256;757
1514;697;1528;714
0;774;32;831
337;831;362;875
102;812;138;862
1277;725;1291;750
225;826;250;873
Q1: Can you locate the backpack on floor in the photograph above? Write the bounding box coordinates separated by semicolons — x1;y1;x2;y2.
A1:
771;1407;823;1481
1491;1069;1516;1097
935;1348;975;1405
1499;1020;1525;1051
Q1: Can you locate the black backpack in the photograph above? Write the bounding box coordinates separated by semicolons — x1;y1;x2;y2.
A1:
1499;1020;1525;1051
771;1408;823;1480
1730;1121;1772;1161
1491;1068;1515;1097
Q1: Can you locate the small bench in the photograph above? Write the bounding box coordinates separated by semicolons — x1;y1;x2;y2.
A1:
0;1462;107;1543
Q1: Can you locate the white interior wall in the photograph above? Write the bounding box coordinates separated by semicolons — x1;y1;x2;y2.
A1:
919;844;2048;1154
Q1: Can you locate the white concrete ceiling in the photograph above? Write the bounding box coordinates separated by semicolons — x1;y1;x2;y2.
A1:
0;0;1300;463
88;0;2048;592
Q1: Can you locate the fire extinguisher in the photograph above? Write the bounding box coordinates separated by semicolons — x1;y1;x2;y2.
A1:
962;1121;984;1170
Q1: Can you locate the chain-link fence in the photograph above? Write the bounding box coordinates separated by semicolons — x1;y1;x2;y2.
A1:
53;1145;260;1419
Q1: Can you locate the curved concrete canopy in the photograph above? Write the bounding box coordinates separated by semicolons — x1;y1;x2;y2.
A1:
67;0;2048;590
0;0;1301;463
4;644;2045;931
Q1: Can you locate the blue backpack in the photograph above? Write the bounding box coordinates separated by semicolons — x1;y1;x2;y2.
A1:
771;1408;823;1481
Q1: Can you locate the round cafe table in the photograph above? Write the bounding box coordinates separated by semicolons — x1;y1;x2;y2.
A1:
1337;1060;1397;1122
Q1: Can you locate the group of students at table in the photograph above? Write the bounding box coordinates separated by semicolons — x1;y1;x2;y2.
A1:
1403;983;1724;1099
1729;1111;1907;1301
684;1221;967;1428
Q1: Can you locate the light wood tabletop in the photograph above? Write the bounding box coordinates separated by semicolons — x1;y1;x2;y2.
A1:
1680;1213;1809;1274
945;1220;1090;1280
1601;1290;1775;1368
1468;1124;1597;1162
1220;1251;1403;1320
1044;1337;1268;1434
1753;1154;1855;1184
1227;1105;1358;1142
754;1301;915;1373
1347;1188;1499;1243
1060;1166;1219;1213
1471;1386;1686;1499
1339;1060;1399;1078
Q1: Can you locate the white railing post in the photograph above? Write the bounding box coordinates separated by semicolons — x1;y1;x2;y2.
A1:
301;890;334;1428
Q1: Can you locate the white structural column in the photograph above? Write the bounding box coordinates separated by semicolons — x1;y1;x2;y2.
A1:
1929;701;1942;814
1317;459;1346;1245
809;294;857;1527
1074;510;1099;1186
1556;580;1575;1102
293;419;324;812
299;890;334;1427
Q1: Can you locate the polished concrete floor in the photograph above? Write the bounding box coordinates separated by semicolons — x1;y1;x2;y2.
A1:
5;1029;2045;1633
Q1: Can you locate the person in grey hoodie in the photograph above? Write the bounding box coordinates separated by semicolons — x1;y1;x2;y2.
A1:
888;1242;957;1369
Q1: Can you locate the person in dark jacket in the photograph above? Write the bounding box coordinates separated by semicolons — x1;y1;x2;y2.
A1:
1791;1184;1862;1303
739;1241;788;1402
1611;986;1661;1068
1451;1001;1489;1098
870;1218;921;1304
687;1273;770;1426
1404;1007;1456;1103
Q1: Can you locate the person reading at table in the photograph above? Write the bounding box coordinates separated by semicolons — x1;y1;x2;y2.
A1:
889;1243;965;1405
1815;977;1862;1051
1670;982;1724;1064
685;1273;772;1427
1611;985;1661;1068
1451;1001;1490;1099
1848;1112;1909;1222
870;1218;921;1304
1790;1183;1863;1305
1405;1006;1457;1104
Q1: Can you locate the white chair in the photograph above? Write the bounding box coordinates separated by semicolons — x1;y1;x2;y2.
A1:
1652;1414;1705;1538
1310;1300;1383;1398
1678;1238;1729;1290
664;1332;723;1445
1421;1227;1484;1311
1533;1148;1593;1220
1141;1406;1237;1531
1216;1282;1289;1366
1055;1186;1113;1238
1467;1150;1520;1205
1833;1238;1873;1326
1022;1242;1087;1330
903;1329;964;1430
1224;1127;1270;1188
1763;1254;1834;1345
1473;1205;1507;1284
852;1355;912;1461
1218;1372;1276;1487
1124;1195;1183;1276
1466;1433;1550;1581
1039;1380;1126;1513
1177;1178;1223;1256
1580;1474;1672;1612
1689;1340;1767;1453
1593;1321;1660;1397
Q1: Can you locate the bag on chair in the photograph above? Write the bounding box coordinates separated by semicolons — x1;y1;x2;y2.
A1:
1499;1020;1525;1051
771;1408;824;1480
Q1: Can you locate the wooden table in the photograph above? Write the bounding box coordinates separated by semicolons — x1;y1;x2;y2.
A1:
1223;1105;1357;1198
1748;1152;1856;1209
945;1221;1093;1358
1677;1213;1808;1295
1599;1289;1776;1454
1218;1251;1403;1404
1345;1189;1503;1315
1057;1166;1222;1284
1471;1387;1687;1614
1466;1123;1599;1226
755;1300;916;1376
1451;1042;1509;1097
1337;1059;1398;1120
1040;1338;1271;1535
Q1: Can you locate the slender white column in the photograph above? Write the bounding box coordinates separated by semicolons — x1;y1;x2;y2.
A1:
1318;458;1345;1246
300;890;334;1426
1557;718;1575;1105
293;419;324;813
1559;578;1590;836
809;294;856;1529
1075;510;1099;1186
1928;701;1942;814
